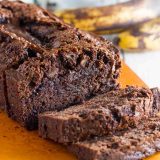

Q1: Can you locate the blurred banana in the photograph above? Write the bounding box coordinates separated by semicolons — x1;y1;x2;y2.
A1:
55;0;160;34
115;18;160;51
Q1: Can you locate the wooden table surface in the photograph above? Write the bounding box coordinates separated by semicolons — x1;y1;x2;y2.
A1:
0;62;159;160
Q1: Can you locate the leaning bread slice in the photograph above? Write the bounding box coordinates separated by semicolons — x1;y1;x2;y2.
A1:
39;86;154;144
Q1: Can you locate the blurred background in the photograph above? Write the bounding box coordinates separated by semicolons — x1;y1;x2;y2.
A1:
22;0;160;88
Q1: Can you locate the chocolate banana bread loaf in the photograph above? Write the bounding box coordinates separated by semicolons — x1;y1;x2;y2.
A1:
69;117;160;160
39;86;154;144
0;1;121;129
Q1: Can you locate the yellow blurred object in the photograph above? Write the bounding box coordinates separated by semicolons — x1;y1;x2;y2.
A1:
116;18;160;51
55;0;160;34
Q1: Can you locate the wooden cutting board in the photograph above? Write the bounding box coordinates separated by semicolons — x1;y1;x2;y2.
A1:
0;62;159;160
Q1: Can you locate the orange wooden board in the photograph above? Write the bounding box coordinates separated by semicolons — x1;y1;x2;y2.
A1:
0;62;159;160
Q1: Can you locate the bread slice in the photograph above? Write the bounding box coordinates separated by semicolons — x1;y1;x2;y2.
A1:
0;1;121;129
0;24;44;109
39;86;154;144
69;117;160;160
151;87;160;115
